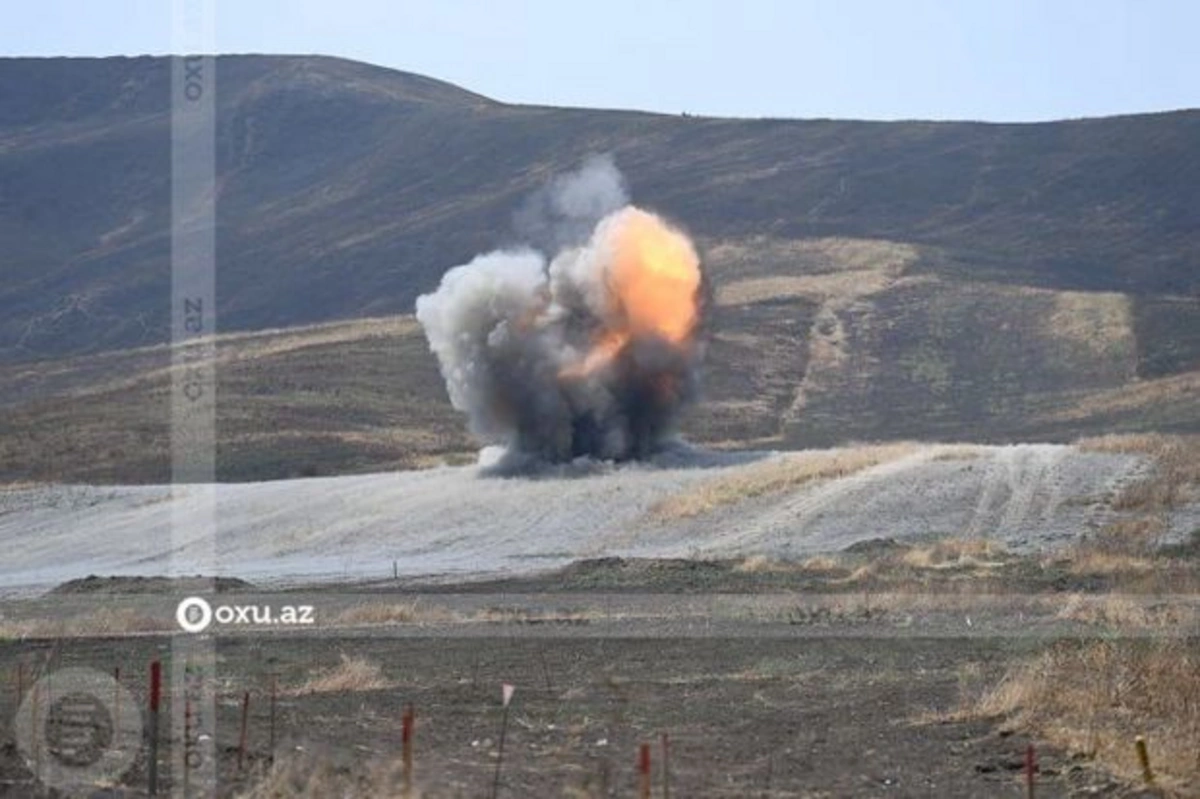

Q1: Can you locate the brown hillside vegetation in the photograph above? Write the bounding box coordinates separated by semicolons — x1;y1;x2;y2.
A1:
1;290;1197;483
1;56;1197;480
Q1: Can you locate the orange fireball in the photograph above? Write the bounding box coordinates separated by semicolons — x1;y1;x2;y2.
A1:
562;208;701;379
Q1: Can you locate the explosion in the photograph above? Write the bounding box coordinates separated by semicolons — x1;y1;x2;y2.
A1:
416;158;707;468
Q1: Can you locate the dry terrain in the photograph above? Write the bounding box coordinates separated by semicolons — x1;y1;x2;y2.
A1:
0;435;1197;796
2;438;1197;594
2;558;1199;797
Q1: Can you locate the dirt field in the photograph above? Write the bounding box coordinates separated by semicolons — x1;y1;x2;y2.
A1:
1;436;1195;796
2;554;1197;797
0;620;1182;798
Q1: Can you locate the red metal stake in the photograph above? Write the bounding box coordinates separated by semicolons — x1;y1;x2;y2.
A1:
402;704;415;797
148;660;161;796
639;742;651;799
1025;743;1036;799
184;694;192;796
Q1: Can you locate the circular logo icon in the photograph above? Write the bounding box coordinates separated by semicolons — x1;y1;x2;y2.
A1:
176;596;213;633
14;667;142;792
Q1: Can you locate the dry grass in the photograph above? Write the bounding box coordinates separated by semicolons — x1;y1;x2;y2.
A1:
1077;433;1200;513
929;445;986;461
333;601;456;626
730;536;1015;593
1066;434;1199;587
649;442;918;521
1055;594;1197;628
705;235;918;281
765;591;1046;624
716;270;895;306
289;654;392;696
799;554;842;573
0;480;45;492
976;640;1200;793
332;602;602;628
733;554;844;574
732;554;785;573
899;539;1007;570
0;607;169;639
1054;370;1200;423
472;606;594;625
1088;516;1168;553
1048;290;1134;356
833;556;1008;591
1063;548;1159;576
839;564;878;585
236;751;420;798
0;312;473;483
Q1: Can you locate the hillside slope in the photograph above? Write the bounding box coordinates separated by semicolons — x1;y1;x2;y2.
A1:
1;55;1197;477
2;56;1197;359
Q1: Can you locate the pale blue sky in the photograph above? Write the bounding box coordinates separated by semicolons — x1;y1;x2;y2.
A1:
4;0;1197;121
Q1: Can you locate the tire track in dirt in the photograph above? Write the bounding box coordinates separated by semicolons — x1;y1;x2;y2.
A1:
0;443;1178;591
966;445;1069;542
702;448;937;555
1082;456;1152;534
993;445;1067;542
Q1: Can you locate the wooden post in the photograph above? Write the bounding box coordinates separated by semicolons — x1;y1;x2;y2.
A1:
661;732;671;799
638;742;651;799
148;660;161;796
1135;735;1154;785
402;703;414;797
238;690;251;771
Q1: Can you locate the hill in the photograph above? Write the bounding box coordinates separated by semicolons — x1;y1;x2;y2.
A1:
0;55;1197;480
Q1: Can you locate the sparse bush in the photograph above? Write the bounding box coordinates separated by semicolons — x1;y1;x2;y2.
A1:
237;750;419;798
1078;434;1200;512
334;601;455;626
1086;516;1168;555
290;654;392;695
799;554;843;573
0;607;168;639
976;640;1200;792
733;554;778;573
1055;593;1196;627
899;538;1007;570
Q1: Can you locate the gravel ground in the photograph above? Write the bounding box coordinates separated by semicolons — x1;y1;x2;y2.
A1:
0;443;1179;596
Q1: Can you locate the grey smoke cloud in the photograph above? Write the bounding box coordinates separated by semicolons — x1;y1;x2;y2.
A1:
416;157;707;470
513;154;629;252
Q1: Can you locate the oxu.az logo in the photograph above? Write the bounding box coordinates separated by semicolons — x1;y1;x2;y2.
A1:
175;596;315;633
